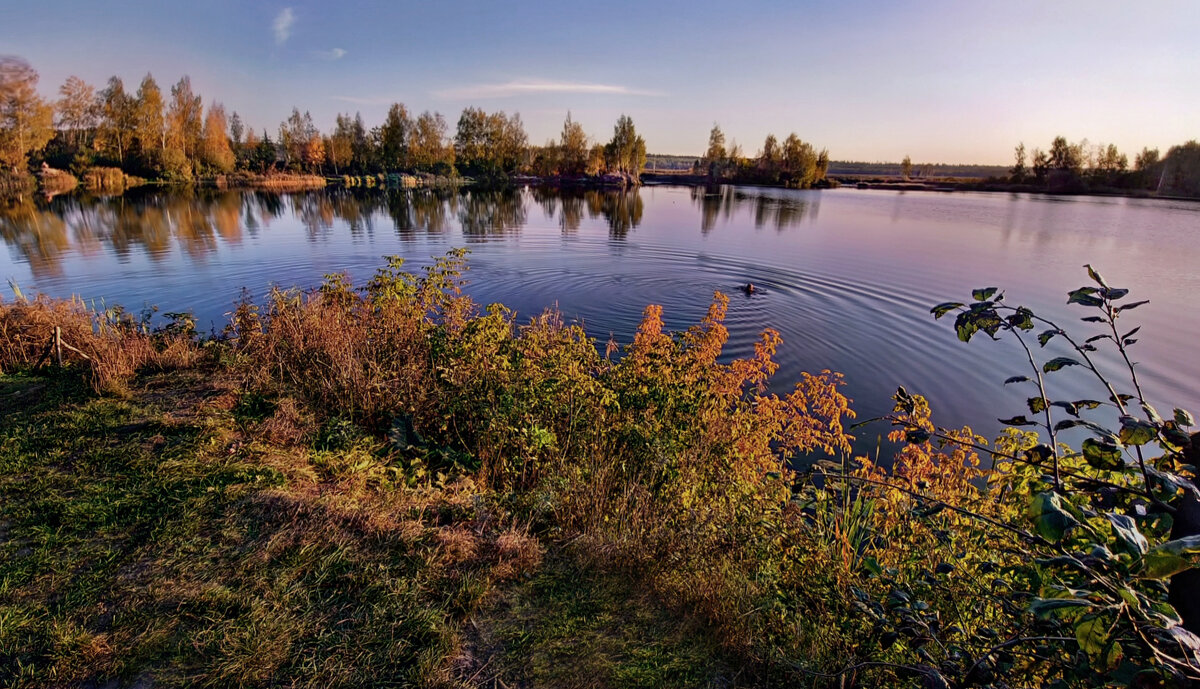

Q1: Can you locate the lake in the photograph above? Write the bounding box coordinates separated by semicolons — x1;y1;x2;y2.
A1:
3;185;1198;445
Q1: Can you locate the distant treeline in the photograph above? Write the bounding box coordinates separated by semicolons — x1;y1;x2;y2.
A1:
803;140;1200;199
6;55;1197;198
1;56;841;195
0;56;653;190
1008;136;1200;197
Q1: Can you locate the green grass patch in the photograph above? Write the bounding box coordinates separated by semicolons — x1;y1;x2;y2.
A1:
0;371;469;687
461;558;737;688
0;369;737;688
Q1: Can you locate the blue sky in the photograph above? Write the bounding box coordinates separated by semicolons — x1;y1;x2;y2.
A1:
3;0;1197;164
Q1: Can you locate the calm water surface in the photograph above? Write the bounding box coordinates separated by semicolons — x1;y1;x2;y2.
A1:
3;185;1198;443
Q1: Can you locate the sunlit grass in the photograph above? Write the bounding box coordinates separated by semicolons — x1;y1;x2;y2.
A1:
0;366;732;687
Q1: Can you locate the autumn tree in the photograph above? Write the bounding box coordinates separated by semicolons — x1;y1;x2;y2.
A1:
200;102;235;173
586;143;605;176
303;134;325;173
559;111;588;176
132;74;165;174
746;133;815;185
1010;142;1027;183
279;108;320;171
604;114;646;180
1047;136;1083;174
411;110;453;173
726;139;742;163
241;127;260;170
1135;147;1160;171
1037;135;1087;190
901;155;913;179
349;113;372;173
1130;147;1162;190
252;130;277;172
1092;143;1127;176
55;76;97;153
759;134;780;173
229;111;244;151
164;76;202;178
705;123;726;163
453;107;527;176
1031;147;1049;182
0;56;55;173
492;110;527;173
780;133;820;187
170;77;203;159
278;108;301;168
1160;140;1200;198
96;76;135;167
530;139;560;177
454;107;487;172
378;103;412;171
326;113;354;174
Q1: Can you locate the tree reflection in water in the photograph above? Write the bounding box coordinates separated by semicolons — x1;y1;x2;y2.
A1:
692;185;818;234
1;185;820;279
529;187;642;237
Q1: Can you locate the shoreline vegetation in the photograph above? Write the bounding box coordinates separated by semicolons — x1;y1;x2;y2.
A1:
5;55;1198;202
2;254;1200;687
19;167;1200;205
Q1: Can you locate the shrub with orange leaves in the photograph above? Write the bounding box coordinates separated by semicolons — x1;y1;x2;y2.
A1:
230;256;862;664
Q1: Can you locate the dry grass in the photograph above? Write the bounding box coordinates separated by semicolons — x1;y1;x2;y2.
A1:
0;296;199;395
437;526;482;565
0;368;579;688
80;166;142;192
255;396;315;446
492;525;544;582
218;172;327;190
38;167;78;195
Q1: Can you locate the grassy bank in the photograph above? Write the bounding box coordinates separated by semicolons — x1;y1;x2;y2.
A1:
212;172;328;191
2;254;1198;687
0;368;739;687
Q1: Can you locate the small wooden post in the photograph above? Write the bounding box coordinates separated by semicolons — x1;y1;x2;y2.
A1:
54;326;63;367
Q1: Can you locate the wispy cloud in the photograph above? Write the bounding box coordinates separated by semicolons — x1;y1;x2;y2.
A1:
313;48;347;60
273;8;295;45
434;80;662;100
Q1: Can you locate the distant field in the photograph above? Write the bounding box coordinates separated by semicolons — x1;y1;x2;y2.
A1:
645;155;1009;180
645;154;698;171
827;161;1008;180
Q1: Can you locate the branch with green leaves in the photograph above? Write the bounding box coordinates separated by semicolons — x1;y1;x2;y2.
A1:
837;266;1200;686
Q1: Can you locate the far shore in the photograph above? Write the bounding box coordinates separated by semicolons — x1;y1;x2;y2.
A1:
639;171;1200;203
831;178;1200;203
13;167;1199;205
